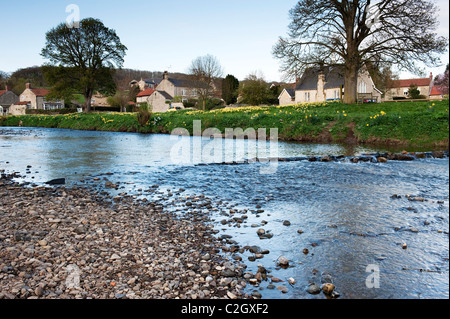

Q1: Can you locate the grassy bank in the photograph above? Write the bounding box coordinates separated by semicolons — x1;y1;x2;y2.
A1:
1;100;449;149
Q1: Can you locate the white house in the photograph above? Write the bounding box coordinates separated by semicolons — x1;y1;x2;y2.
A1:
279;66;382;105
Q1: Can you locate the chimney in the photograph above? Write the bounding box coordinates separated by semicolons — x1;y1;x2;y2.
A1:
5;85;10;91
163;71;169;80
430;72;433;79
317;70;326;101
26;83;31;90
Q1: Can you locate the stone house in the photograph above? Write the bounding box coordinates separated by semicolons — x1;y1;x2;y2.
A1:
8;102;28;116
384;74;433;100
0;86;20;115
130;78;158;91
156;71;200;103
281;66;382;106
91;92;110;107
136;72;203;112
19;83;64;110
278;88;296;106
136;87;184;113
429;86;446;100
136;88;156;105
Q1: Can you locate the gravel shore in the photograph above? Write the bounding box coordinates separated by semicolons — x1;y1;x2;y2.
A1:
0;174;249;299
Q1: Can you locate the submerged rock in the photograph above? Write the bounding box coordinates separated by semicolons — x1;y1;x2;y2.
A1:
306;284;321;295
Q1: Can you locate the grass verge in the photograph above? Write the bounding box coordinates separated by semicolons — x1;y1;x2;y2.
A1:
1;100;448;149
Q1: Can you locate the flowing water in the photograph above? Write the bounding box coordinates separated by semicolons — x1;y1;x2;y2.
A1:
1;127;448;299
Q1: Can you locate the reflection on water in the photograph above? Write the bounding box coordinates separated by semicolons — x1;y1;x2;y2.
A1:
1;127;449;299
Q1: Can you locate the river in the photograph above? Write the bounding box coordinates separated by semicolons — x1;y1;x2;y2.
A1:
1;127;448;299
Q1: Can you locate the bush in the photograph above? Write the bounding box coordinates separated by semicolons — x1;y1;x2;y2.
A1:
137;109;152;126
139;103;149;111
183;99;199;109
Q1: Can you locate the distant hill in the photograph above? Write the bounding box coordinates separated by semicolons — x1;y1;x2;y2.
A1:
1;65;223;96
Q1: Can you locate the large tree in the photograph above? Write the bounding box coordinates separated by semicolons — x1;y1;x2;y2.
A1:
188;54;223;111
41;18;127;112
273;0;448;104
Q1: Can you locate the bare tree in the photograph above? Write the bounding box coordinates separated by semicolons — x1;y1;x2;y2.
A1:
273;0;448;104
434;64;449;95
189;54;223;111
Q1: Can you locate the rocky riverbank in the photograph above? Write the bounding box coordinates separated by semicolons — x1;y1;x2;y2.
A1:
0;174;251;299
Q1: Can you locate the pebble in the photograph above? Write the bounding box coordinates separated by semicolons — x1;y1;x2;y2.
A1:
0;177;249;300
277;256;289;267
321;283;336;295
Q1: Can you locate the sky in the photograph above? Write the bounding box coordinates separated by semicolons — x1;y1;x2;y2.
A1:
0;0;448;82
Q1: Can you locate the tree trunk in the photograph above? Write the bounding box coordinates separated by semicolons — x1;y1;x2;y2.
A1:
84;94;92;113
343;64;359;104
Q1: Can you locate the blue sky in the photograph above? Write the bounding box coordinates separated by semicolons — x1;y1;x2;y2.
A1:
0;0;448;82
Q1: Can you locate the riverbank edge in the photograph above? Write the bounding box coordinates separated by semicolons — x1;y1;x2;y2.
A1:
1;100;449;150
1;121;448;152
0;173;255;300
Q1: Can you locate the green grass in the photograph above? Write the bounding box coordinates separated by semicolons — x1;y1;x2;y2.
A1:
1;100;449;149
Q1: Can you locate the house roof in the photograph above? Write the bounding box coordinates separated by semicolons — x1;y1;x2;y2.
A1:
430;86;444;96
15;101;31;105
136;88;156;97
278;88;295;100
0;90;6;97
387;77;432;89
157;91;173;100
295;66;346;91
30;88;51;97
285;88;295;97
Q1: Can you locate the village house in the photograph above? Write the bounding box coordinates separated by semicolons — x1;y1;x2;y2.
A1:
130;78;158;91
0;86;19;115
278;88;296;106
91;92;111;107
279;66;382;106
16;83;64;111
384;74;433;100
429;85;446;100
135;72;204;112
155;71;200;103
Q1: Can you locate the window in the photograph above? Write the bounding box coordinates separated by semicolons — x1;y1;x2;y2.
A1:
358;81;367;94
334;90;340;99
304;92;310;102
181;89;187;97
